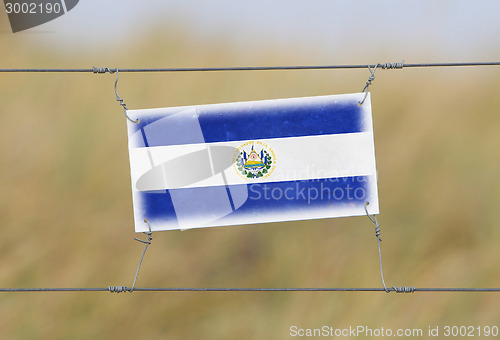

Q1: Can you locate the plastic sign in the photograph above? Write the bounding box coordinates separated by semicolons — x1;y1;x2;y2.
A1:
127;93;379;232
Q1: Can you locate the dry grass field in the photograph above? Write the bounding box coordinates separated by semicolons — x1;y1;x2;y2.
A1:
1;18;500;339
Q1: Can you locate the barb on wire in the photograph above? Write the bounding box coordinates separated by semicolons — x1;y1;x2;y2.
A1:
92;67;114;74
379;61;404;70
108;286;128;294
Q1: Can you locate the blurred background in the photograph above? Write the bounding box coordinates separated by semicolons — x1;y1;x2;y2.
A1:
1;1;500;339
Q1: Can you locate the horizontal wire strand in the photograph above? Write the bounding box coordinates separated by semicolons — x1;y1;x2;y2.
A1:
1;287;500;293
0;62;500;73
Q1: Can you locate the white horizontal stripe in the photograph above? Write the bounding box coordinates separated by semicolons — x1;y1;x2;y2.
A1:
129;132;377;191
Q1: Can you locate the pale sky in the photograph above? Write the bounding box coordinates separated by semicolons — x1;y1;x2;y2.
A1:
3;0;500;61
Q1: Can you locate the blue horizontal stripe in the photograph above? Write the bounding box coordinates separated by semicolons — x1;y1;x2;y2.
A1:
129;95;366;147
135;176;371;228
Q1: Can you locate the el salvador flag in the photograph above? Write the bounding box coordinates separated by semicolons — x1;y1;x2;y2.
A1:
127;93;378;232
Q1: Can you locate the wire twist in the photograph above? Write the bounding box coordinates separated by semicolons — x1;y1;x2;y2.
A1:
92;67;115;74
105;220;154;294
391;286;415;293
358;61;404;105
108;286;129;293
129;219;154;292
113;68;139;123
379;61;404;70
364;202;382;242
358;64;378;105
364;202;388;292
364;202;416;294
93;66;139;123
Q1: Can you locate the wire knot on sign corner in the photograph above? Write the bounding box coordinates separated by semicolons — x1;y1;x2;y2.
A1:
358;64;378;105
364;201;382;242
93;66;139;123
364;202;416;294
129;219;154;293
358;60;404;105
107;220;154;295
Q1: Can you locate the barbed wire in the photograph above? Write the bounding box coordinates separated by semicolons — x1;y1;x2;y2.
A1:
0;61;499;73
1;287;499;293
1;60;499;294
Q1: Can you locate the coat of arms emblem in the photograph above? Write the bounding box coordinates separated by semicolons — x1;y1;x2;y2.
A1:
233;142;276;179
